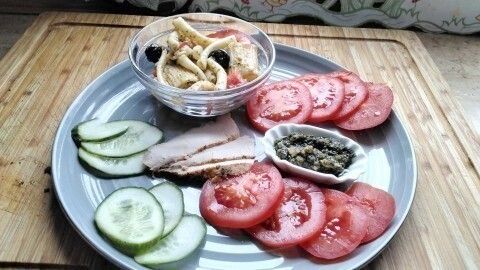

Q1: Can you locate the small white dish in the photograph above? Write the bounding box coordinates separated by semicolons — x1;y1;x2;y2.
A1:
262;124;368;185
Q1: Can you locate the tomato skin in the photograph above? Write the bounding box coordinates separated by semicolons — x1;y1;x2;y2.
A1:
207;29;251;44
346;182;396;243
246;177;326;247
335;83;394;130
326;71;368;120
227;69;246;89
322;188;356;206
246;81;313;133
295;74;345;123
199;163;285;228
300;188;368;260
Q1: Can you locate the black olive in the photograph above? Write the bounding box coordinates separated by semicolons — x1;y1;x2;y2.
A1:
208;49;230;70
145;44;163;63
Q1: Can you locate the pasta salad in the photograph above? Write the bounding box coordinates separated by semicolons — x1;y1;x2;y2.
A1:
145;17;260;91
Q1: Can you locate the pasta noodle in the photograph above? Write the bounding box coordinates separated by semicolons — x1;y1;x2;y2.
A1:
167;31;180;51
191;45;203;60
205;69;216;83
177;54;207;81
188;80;216;91
172;45;193;60
207;58;227;90
155;48;170;85
197;36;236;70
172;17;215;48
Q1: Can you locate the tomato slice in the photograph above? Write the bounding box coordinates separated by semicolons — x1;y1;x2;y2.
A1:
322;188;356;205
334;83;394;130
199;162;284;228
246;81;313;132
300;188;368;260
207;29;252;44
246;177;326;247
326;71;368;120
295;74;345;123
346;182;396;243
227;69;246;88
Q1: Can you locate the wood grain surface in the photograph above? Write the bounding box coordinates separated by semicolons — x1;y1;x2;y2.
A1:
0;12;479;269
418;33;480;133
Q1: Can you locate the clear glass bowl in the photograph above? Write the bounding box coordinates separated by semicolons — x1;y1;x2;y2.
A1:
128;13;276;117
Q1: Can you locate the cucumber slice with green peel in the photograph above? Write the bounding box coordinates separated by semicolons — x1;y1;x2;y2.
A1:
95;187;165;255
78;148;146;177
134;215;206;267
72;119;129;142
81;121;163;157
149;182;184;236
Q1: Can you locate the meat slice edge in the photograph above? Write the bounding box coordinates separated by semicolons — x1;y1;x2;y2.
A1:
143;114;240;170
161;159;255;178
168;135;255;169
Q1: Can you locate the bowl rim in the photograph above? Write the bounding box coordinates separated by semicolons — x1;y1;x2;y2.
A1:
128;12;276;95
262;123;368;184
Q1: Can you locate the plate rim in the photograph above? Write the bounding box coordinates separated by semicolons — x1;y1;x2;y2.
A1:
52;42;417;270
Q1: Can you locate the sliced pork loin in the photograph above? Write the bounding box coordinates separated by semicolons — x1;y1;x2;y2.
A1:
159;136;255;178
168;136;255;169
161;159;254;178
143;114;240;170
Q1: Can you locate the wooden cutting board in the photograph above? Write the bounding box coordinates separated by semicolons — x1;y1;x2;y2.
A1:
0;12;479;269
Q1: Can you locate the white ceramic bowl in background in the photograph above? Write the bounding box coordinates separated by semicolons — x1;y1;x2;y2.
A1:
263;124;368;185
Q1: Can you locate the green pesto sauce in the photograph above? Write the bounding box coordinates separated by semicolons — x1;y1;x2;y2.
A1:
274;133;354;176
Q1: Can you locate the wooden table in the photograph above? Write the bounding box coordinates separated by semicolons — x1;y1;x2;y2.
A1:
0;12;479;269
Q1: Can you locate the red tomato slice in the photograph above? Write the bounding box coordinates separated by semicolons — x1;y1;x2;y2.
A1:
199;162;284;228
207;29;252;44
322;188;356;205
295;74;345;123
326;71;368;120
334;83;394;130
300;189;368;260
227;69;246;88
246;81;313;132
346;182;396;243
245;177;326;247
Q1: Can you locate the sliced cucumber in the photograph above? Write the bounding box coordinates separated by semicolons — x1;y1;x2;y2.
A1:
78;148;146;177
72;119;129;142
81;121;163;157
134;215;206;267
149;182;184;236
95;187;165;255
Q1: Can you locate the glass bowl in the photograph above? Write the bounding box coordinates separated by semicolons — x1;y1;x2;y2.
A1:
128;13;276;117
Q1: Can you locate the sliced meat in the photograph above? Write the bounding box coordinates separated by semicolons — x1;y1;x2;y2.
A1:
143;114;240;170
162;159;255;178
168;136;255;169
